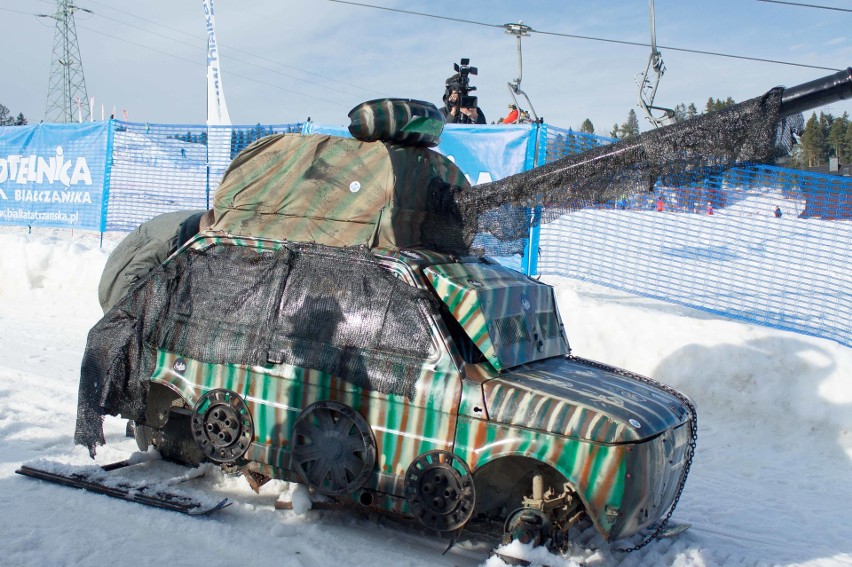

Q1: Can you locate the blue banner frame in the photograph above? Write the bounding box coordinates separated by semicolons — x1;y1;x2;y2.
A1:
0;122;110;230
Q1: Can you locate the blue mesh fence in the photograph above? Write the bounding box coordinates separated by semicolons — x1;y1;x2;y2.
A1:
543;126;616;159
105;121;302;231
1;120;849;347
537;125;852;346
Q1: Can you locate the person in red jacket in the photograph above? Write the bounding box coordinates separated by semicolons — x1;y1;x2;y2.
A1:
502;104;520;124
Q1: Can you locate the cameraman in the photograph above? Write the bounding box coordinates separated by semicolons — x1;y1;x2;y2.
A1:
440;75;487;125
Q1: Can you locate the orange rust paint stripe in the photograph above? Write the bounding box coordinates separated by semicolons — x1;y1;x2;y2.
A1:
391;400;411;472
578;443;598;490
591;447;622;513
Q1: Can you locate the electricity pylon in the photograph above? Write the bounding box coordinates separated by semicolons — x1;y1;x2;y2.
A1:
39;1;92;123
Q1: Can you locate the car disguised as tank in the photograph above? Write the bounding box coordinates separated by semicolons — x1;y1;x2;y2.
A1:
74;99;696;548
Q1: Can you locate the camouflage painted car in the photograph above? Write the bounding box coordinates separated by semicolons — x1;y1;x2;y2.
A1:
76;99;696;548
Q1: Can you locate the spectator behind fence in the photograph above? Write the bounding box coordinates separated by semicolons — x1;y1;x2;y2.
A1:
775;205;783;218
440;73;487;125
707;202;714;215
502;104;520;124
656;196;665;212
98;209;215;313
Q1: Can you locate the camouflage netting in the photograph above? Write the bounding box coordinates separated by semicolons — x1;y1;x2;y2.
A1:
463;88;792;245
76;240;441;456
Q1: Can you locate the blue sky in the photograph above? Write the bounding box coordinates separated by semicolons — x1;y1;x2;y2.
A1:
1;0;850;133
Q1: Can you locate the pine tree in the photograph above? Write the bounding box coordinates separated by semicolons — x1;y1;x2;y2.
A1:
687;103;698;119
704;97;735;113
844;118;852;163
818;111;833;139
0;104;12;126
826;113;847;160
580;119;595;134
620;109;640;138
800;112;826;166
705;97;715;114
610;123;620;138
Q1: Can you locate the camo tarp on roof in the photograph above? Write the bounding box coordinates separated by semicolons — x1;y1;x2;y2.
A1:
210;133;472;255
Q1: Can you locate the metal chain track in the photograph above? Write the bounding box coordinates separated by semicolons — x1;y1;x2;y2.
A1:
567;356;698;553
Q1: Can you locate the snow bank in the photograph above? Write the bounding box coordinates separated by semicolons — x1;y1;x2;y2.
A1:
1;228;850;567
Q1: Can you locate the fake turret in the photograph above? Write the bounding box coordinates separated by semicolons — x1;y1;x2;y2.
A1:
210;99;472;254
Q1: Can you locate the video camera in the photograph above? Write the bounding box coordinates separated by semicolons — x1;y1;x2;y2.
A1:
449;58;478;108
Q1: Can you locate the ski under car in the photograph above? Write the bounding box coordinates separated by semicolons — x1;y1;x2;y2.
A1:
16;459;229;516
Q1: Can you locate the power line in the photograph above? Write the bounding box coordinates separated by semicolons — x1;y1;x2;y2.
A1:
755;0;852;13
326;0;844;73
75;24;351;109
82;0;382;97
326;0;500;29
0;7;37;16
11;0;371;115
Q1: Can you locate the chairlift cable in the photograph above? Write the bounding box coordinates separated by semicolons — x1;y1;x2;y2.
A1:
326;0;501;29
326;0;843;72
755;0;852;13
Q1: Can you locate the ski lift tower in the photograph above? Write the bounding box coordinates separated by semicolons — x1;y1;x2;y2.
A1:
503;21;540;122
39;0;92;123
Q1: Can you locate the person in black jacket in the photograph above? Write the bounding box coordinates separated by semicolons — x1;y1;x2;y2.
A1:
440;74;486;125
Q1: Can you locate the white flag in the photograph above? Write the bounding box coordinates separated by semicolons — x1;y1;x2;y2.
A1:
204;0;231;126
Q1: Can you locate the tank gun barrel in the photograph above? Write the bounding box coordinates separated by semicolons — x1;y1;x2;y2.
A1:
779;67;852;118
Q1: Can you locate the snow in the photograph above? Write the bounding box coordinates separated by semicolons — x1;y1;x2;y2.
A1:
0;227;850;567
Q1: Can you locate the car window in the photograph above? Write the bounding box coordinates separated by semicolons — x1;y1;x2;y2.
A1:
271;247;438;399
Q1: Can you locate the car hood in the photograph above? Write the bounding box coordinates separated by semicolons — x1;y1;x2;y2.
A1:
481;356;692;444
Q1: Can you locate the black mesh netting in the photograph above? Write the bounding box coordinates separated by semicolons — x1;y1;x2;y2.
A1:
456;88;797;255
76;241;441;456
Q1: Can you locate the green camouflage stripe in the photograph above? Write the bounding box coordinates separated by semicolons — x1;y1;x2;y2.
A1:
425;263;569;371
452;414;627;534
209;134;470;253
425;266;500;369
485;357;691;443
149;345;461;482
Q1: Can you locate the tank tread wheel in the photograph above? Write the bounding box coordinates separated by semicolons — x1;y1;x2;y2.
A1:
291;401;376;496
404;450;475;533
190;389;253;464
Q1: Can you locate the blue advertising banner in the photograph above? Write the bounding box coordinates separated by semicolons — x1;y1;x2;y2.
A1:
435;123;537;184
0;122;110;230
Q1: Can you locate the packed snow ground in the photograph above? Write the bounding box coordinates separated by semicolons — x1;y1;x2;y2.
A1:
0;228;850;567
